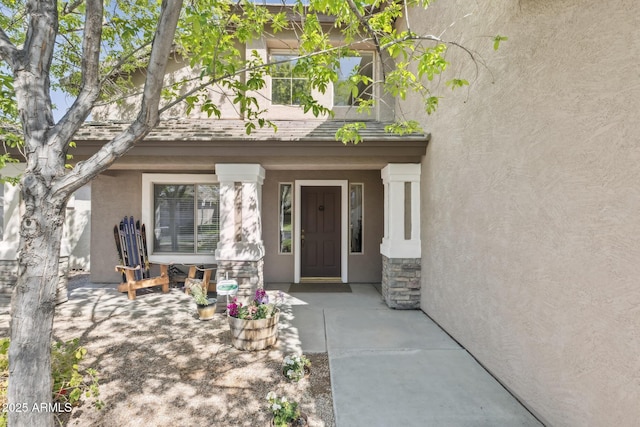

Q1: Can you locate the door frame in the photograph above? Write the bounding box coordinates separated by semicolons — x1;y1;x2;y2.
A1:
294;180;348;283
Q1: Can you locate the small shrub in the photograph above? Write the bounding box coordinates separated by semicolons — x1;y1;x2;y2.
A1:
282;354;311;382
0;337;103;426
266;391;302;427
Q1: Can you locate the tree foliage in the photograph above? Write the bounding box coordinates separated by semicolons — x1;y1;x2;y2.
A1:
0;0;502;150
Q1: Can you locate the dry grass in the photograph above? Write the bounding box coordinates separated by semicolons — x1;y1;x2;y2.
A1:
0;274;334;427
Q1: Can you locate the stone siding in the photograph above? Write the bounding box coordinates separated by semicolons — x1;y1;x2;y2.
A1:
0;260;17;311
215;259;264;313
0;260;17;289
381;256;421;309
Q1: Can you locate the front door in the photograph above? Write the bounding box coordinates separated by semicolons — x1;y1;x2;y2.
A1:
301;186;341;278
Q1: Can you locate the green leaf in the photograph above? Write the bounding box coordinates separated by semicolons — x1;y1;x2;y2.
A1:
446;79;470;90
493;35;508;51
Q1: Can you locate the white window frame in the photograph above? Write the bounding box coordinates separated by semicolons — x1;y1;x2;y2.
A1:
349;182;364;255
278;182;293;255
332;51;376;108
142;173;218;264
269;50;311;106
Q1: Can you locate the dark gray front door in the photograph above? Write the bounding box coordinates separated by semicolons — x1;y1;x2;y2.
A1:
301;186;341;277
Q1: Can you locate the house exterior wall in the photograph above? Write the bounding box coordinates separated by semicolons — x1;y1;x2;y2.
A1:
263;170;383;283
91;171;143;282
91;168;383;284
0;164;24;288
1;164;90;304
401;1;640;426
92;30;394;123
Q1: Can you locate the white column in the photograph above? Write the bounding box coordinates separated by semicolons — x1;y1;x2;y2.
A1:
380;163;421;258
215;164;265;261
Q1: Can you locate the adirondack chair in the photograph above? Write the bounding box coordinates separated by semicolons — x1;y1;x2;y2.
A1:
114;216;169;300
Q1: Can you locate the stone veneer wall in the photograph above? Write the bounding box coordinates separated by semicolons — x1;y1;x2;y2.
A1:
0;260;17;309
381;255;421;309
215;259;264;313
0;258;69;309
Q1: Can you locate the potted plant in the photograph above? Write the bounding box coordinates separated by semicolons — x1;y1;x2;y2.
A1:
189;282;216;320
282;354;311;382
266;391;307;427
227;288;280;350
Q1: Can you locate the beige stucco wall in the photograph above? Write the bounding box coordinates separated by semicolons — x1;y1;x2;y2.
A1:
401;1;640;426
91;171;143;282
93;30;393;122
263;170;383;283
91;168;383;284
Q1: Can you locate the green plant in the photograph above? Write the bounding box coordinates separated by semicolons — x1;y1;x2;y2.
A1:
266;391;303;427
0;338;103;427
51;338;103;410
189;281;210;306
227;288;280;320
282;354;311;382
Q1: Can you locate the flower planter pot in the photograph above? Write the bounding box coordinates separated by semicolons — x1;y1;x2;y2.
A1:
196;298;217;320
227;309;280;350
282;365;311;382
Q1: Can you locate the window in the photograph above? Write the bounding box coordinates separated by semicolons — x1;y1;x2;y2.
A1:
142;174;219;263
349;183;363;253
271;53;310;105
334;52;374;106
278;183;293;253
153;184;219;254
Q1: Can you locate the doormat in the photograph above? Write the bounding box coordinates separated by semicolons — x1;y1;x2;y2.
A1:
288;283;352;293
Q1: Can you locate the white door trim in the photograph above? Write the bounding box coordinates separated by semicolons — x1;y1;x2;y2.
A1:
294;180;348;283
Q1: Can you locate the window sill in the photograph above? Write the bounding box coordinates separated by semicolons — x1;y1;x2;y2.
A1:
148;254;216;265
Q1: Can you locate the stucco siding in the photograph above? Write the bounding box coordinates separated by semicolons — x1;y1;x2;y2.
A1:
91;171;143;282
402;1;640;426
263;170;383;283
91;168;383;284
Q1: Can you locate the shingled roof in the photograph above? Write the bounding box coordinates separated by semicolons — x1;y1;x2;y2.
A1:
73;119;428;143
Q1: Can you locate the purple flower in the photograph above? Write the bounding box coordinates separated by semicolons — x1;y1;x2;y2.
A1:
227;298;241;317
254;288;269;305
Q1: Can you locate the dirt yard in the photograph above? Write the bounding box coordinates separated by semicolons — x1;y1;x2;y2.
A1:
0;274;334;426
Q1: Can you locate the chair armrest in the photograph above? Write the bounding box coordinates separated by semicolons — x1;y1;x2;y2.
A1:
115;265;141;272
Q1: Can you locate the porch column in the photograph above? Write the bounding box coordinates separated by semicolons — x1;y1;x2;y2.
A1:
380;164;421;309
215;164;265;310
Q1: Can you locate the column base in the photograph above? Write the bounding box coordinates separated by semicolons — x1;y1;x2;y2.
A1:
381;255;421;309
216;258;264;312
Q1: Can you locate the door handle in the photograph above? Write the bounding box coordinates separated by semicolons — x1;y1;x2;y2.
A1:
301;229;305;247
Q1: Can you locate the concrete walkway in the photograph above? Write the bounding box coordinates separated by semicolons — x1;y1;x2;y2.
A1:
272;283;543;427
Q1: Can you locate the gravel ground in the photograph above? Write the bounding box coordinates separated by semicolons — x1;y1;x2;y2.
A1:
1;274;335;427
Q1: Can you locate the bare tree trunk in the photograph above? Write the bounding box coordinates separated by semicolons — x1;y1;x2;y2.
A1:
2;1;183;425
9;170;67;427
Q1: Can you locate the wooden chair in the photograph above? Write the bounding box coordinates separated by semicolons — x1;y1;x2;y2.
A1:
183;265;217;295
114;216;169;300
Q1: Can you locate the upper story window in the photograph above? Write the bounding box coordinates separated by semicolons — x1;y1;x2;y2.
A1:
270;53;311;105
334;52;374;107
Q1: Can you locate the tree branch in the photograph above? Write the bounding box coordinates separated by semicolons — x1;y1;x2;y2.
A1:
52;0;103;151
344;0;386;80
0;28;17;67
53;0;184;197
14;0;58;155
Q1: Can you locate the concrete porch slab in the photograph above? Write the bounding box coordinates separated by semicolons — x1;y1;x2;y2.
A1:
330;348;542;427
